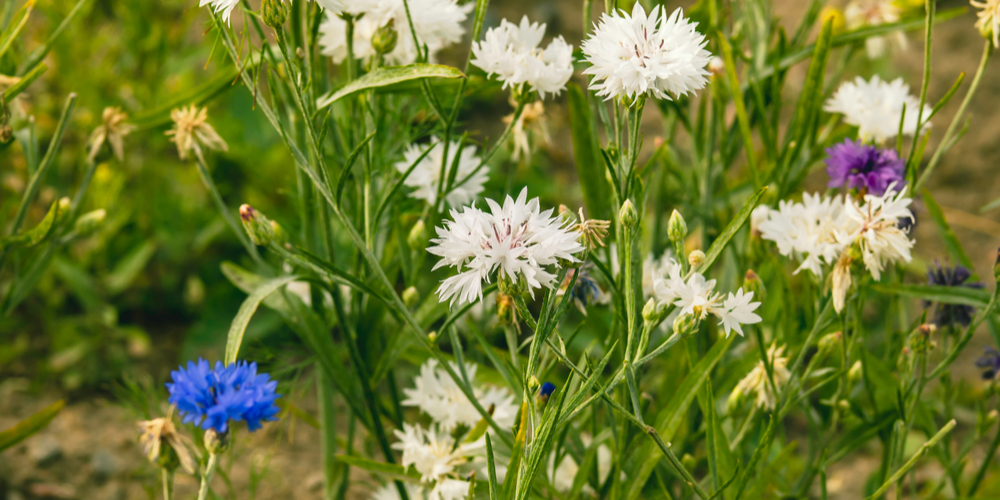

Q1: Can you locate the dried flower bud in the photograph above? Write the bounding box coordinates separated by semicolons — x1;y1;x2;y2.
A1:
0;124;12;144
408;219;427;249
742;269;765;302
73;209;106;236
619;199;638;230
496;292;514;325
402;286;419;307
667;209;687;243
239;204;275;246
688;250;706;270
138;415;197;474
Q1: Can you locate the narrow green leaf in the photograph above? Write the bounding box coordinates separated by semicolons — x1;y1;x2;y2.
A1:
486;434;499;500
869;283;990;307
981;195;1000;214
1;62;45;102
922;188;974;270
1;199;64;250
0;399;64;452
334;455;421;483
317;64;465;109
225;275;301;365
105;240;157;294
0;0;34;61
703;380;737;496
568;82;611;219
718;36;760;190
336;131;376;205
696;187;767;274
734;414;779;500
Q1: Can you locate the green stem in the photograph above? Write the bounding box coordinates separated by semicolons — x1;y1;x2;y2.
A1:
968;416;1000;497
865;420;956;500
192;146;262;263
197;453;219;500
161;469;173;500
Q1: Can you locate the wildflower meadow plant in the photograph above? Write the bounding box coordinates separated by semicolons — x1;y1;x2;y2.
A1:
6;0;1000;497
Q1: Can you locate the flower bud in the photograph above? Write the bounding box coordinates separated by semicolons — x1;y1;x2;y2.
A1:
980;409;999;436
427;330;438;344
270;220;288;245
496;293;514;325
261;0;289;29
537;382;556;411
204;428;231;455
73;209;106;236
667;209;687;243
837;399;850;411
687;250;706;270
528;375;540;392
239;204;275;246
707;56;725;76
819;6;846;34
54;197;72;225
847;361;862;384
681;454;697;471
619;200;638;230
402;286;419;307
672;313;698;336
408;219;428;249
817;331;842;354
641;298;661;324
742;269;765;302
499;274;526;296
372;22;399;56
0;124;12;144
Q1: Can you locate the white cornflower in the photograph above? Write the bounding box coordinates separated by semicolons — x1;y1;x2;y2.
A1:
471;16;575;99
395;140;487;208
427;188;585;305
200;0;240;24
504;100;549;162
836;185;914;281
370;482;423;500
166;105;228;160
319;0;471;65
314;0;379;15
582;3;712;101
393;423;476;498
402;359;519;432
973;0;1000;48
754;193;852;277
652;269;762;337
824;76;931;143
845;0;906;58
729;344;790;410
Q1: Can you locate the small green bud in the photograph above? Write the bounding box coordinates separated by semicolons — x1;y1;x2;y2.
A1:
204;429;231;455
73;209;106;236
408;219;428;249
528;375;540;392
847;361;862;384
427;330;438;344
239;204;275;246
981;409;999;436
681;454;697;471
498;275;526;297
672;313;698;336
261;0;289;29
837;399;850;411
641;298;661;324
53;197;72;226
619;200;638;229
687;250;705;270
667;210;688;243
372;21;399;55
402;286;419;307
817;331;842;354
742;269;766;302
726;387;744;414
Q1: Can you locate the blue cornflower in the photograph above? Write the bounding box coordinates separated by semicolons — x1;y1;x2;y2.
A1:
537;382;556;410
166;359;281;433
824;139;905;196
560;264;606;315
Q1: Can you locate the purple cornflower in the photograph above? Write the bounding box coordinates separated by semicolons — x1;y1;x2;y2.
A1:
976;347;1000;380
925;262;985;328
167;359;281;433
824;139;905;196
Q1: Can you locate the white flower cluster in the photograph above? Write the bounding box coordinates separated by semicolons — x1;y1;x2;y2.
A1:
824;76;931;143
401;359;519;432
318;0;472;65
389;423;480;500
754;186;915;311
427;188;585;305
652;259;762;336
582;3;712;101
395;140;488;208
845;0;906;58
729;344;791;411
471;16;575;99
973;0;1000;48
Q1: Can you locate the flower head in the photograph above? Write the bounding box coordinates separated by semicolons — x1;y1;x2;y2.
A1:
729;344;790;410
976;346;1000;379
837;185;914;281
166;359;281;433
824;76;931;143
824;139;906;196
138;412;197;474
582;3;711;101
754;193;851;276
471;16;574;99
402;359;518;432
652;267;762;337
370;482;424;500
845;0;906;58
319;0;471;65
393;423;477;485
88;107;135;162
925;262;985;328
395;140;487;208
427;188;585;305
972;0;1000;48
166;105;228;160
200;0;240;25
